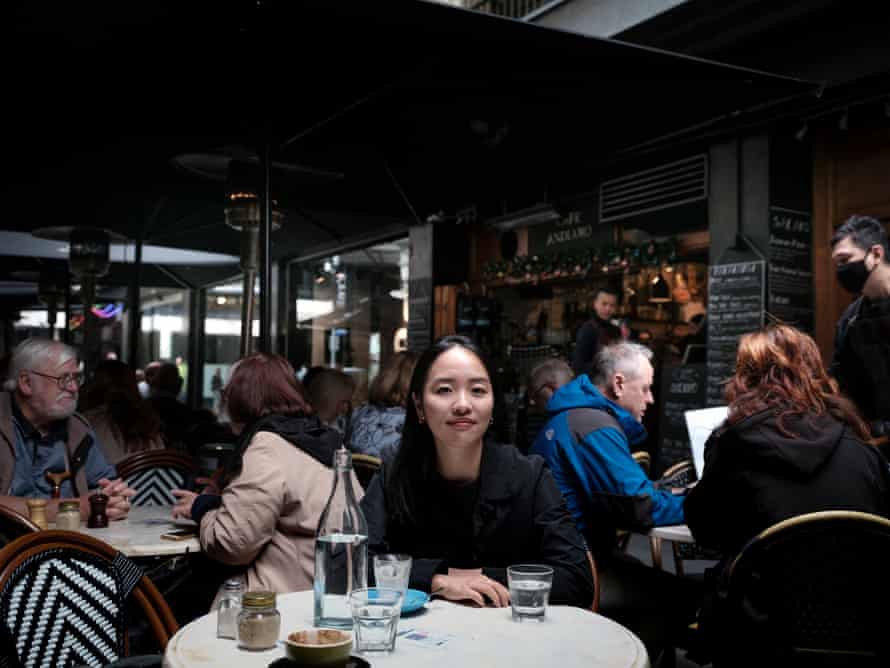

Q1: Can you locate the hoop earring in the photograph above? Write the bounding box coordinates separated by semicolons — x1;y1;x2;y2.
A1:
489;417;494;426
418;415;425;424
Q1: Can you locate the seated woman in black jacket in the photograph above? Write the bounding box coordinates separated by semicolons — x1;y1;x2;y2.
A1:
361;335;594;609
685;323;890;557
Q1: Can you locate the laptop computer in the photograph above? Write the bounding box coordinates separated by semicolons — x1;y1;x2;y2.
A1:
684;406;729;478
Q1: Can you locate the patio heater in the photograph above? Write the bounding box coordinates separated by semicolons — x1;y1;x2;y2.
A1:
32;226;120;377
38;265;66;339
224;187;281;358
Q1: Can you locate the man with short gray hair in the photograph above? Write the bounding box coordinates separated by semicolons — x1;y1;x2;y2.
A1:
532;342;683;553
1;338;134;522
531;341;694;659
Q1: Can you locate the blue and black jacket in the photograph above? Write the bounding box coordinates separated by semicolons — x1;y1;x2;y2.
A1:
530;375;685;557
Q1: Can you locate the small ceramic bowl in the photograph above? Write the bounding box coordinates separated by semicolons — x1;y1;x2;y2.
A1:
284;628;352;666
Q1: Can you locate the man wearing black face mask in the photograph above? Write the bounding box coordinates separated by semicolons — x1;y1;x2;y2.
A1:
830;215;890;439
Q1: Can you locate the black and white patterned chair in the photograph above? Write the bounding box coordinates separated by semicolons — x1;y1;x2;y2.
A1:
0;505;38;548
0;531;178;668
117;451;196;507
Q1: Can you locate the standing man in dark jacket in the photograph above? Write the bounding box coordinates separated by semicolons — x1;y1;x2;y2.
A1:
571;288;623;378
829;215;890;439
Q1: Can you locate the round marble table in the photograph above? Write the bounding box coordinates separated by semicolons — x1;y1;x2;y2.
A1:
71;505;201;557
648;524;694;543
163;590;649;668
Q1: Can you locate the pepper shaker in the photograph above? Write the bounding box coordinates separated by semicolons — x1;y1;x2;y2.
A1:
87;493;109;528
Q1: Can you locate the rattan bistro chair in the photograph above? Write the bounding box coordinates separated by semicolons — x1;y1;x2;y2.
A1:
0;531;179;667
117;450;196;507
0;504;39;548
350;453;382;490
617;452;656;555
708;510;890;667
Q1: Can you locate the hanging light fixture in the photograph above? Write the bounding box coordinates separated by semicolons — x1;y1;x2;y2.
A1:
649;273;672;303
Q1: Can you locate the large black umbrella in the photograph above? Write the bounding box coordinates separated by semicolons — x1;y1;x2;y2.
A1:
1;0;820;352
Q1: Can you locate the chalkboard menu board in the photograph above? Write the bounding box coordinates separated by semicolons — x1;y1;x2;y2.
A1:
658;364;707;471
768;207;813;333
706;260;765;405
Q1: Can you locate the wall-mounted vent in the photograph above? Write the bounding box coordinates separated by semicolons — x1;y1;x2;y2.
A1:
599;154;708;224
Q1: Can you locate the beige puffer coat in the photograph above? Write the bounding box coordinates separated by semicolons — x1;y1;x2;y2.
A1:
200;430;362;606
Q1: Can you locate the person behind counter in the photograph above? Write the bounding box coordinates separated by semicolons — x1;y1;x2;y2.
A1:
571;287;624;378
361;335;594;609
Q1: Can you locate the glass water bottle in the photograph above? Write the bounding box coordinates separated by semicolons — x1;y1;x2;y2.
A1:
313;448;368;629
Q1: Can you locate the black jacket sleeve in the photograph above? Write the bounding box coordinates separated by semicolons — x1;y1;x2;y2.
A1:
359;467;444;593
529;466;595;608
571;321;599;377
683;435;749;555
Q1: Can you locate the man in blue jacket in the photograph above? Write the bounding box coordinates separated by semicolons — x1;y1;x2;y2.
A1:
532;342;684;549
532;342;695;665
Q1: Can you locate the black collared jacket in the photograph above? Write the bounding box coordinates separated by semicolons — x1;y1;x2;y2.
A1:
360;440;595;609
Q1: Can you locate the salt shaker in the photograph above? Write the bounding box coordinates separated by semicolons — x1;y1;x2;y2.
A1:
216;578;244;639
87;493;109;528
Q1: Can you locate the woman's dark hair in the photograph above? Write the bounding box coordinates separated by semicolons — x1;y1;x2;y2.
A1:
81;360;161;450
224;353;311;425
368;351;419;408
385;335;496;525
725;324;870;441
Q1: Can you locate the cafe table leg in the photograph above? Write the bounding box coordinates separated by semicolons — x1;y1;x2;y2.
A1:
649;535;663;570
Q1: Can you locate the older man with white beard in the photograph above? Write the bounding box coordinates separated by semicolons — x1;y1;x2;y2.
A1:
0;338;134;521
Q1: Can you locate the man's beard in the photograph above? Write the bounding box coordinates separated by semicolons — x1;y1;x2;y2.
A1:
43;396;76;421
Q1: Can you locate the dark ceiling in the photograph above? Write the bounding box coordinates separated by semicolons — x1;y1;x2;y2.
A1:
1;0;818;301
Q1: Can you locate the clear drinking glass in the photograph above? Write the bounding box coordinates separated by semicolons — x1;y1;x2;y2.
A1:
349;588;403;653
373;554;412;595
507;564;554;622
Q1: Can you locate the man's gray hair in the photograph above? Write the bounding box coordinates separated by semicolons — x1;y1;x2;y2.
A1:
529;358;573;392
3;338;78;392
590;342;653;387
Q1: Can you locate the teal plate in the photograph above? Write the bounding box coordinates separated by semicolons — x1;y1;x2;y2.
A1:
401;588;430;614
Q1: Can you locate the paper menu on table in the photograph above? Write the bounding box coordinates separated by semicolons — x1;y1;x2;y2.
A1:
684;406;729;478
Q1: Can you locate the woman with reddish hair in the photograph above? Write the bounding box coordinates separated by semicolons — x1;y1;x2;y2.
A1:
172;353;360;602
685;323;890;556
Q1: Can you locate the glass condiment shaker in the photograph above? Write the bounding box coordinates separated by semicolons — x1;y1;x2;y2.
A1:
237;591;281;651
216;578;244;639
87;493;109;528
56;500;81;531
25;498;48;530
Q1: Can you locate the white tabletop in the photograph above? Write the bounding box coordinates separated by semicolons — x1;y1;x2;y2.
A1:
163;590;649;668
72;505;201;557
647;525;694;543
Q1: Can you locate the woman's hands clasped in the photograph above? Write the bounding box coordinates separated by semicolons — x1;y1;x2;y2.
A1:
171;489;199;520
97;478;136;521
430;568;510;608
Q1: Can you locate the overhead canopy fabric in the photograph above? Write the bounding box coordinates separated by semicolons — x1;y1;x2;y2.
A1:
1;0;819;287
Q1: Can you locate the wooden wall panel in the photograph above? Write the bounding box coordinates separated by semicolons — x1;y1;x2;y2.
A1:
812;126;890;363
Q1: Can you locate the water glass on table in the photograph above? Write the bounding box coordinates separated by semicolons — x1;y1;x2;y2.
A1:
349;588;403;653
507;564;553;622
373;553;412;595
